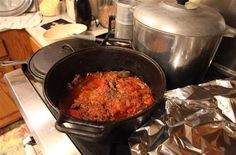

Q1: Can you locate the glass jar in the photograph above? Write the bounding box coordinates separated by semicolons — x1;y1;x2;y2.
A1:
97;0;116;28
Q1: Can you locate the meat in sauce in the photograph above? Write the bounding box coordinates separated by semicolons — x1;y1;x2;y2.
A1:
60;71;154;121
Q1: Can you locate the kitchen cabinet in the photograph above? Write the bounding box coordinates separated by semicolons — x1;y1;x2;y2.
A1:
0;29;40;128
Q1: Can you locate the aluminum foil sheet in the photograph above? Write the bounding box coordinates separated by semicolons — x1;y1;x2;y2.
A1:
129;77;236;155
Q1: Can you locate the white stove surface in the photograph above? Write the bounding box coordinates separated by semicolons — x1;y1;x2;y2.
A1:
26;16;108;47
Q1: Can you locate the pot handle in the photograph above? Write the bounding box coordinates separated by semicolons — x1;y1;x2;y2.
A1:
61;44;76;53
1;60;27;67
223;25;236;38
55;113;112;138
72;34;132;45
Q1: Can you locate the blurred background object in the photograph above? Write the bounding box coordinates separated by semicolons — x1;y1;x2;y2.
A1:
39;0;60;16
114;0;139;40
65;0;92;27
198;0;236;76
97;0;116;28
0;0;37;17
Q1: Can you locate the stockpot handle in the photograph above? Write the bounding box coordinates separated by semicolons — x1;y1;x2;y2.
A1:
223;25;236;38
55;112;113;139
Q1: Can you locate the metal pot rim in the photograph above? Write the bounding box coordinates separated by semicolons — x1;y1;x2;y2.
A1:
133;0;226;36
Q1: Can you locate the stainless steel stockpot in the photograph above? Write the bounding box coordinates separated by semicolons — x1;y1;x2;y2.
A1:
133;0;236;89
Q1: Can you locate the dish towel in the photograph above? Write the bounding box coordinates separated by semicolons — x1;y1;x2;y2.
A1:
0;12;42;30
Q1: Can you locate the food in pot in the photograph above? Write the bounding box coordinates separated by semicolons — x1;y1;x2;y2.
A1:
60;71;154;121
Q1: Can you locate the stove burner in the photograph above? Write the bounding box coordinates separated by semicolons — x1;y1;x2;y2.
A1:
23;62;133;155
20;37;133;154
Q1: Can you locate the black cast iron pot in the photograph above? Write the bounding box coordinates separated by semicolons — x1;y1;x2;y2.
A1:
43;46;166;142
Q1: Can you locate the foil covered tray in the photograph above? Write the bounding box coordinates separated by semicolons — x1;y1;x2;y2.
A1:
129;77;236;155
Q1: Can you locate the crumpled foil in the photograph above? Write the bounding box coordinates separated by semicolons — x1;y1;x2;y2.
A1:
129;77;236;155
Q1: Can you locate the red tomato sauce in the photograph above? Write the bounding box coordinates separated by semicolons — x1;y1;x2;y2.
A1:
60;71;154;121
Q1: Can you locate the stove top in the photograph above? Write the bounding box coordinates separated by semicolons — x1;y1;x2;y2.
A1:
3;30;230;154
3;35;136;155
5;64;133;155
4;62;228;155
4;68;80;155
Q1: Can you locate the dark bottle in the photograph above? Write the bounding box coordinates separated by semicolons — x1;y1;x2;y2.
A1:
75;0;92;28
176;0;188;5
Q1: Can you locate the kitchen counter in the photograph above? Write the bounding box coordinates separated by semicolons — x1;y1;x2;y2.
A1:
0;14;108;47
25;14;108;47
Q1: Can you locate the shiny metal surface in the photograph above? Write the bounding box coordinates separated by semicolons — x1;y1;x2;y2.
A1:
201;0;236;74
115;22;133;39
133;20;223;88
0;0;32;16
114;0;161;39
132;0;236;89
115;0;138;24
133;0;226;36
4;69;81;155
212;62;236;77
114;0;138;39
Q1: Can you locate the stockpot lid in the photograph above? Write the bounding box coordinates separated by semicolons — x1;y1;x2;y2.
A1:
133;0;226;36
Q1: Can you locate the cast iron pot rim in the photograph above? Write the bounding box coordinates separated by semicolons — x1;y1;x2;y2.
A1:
43;45;166;125
22;50;45;82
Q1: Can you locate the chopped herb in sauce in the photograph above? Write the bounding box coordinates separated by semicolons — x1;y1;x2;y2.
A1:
60;71;154;121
